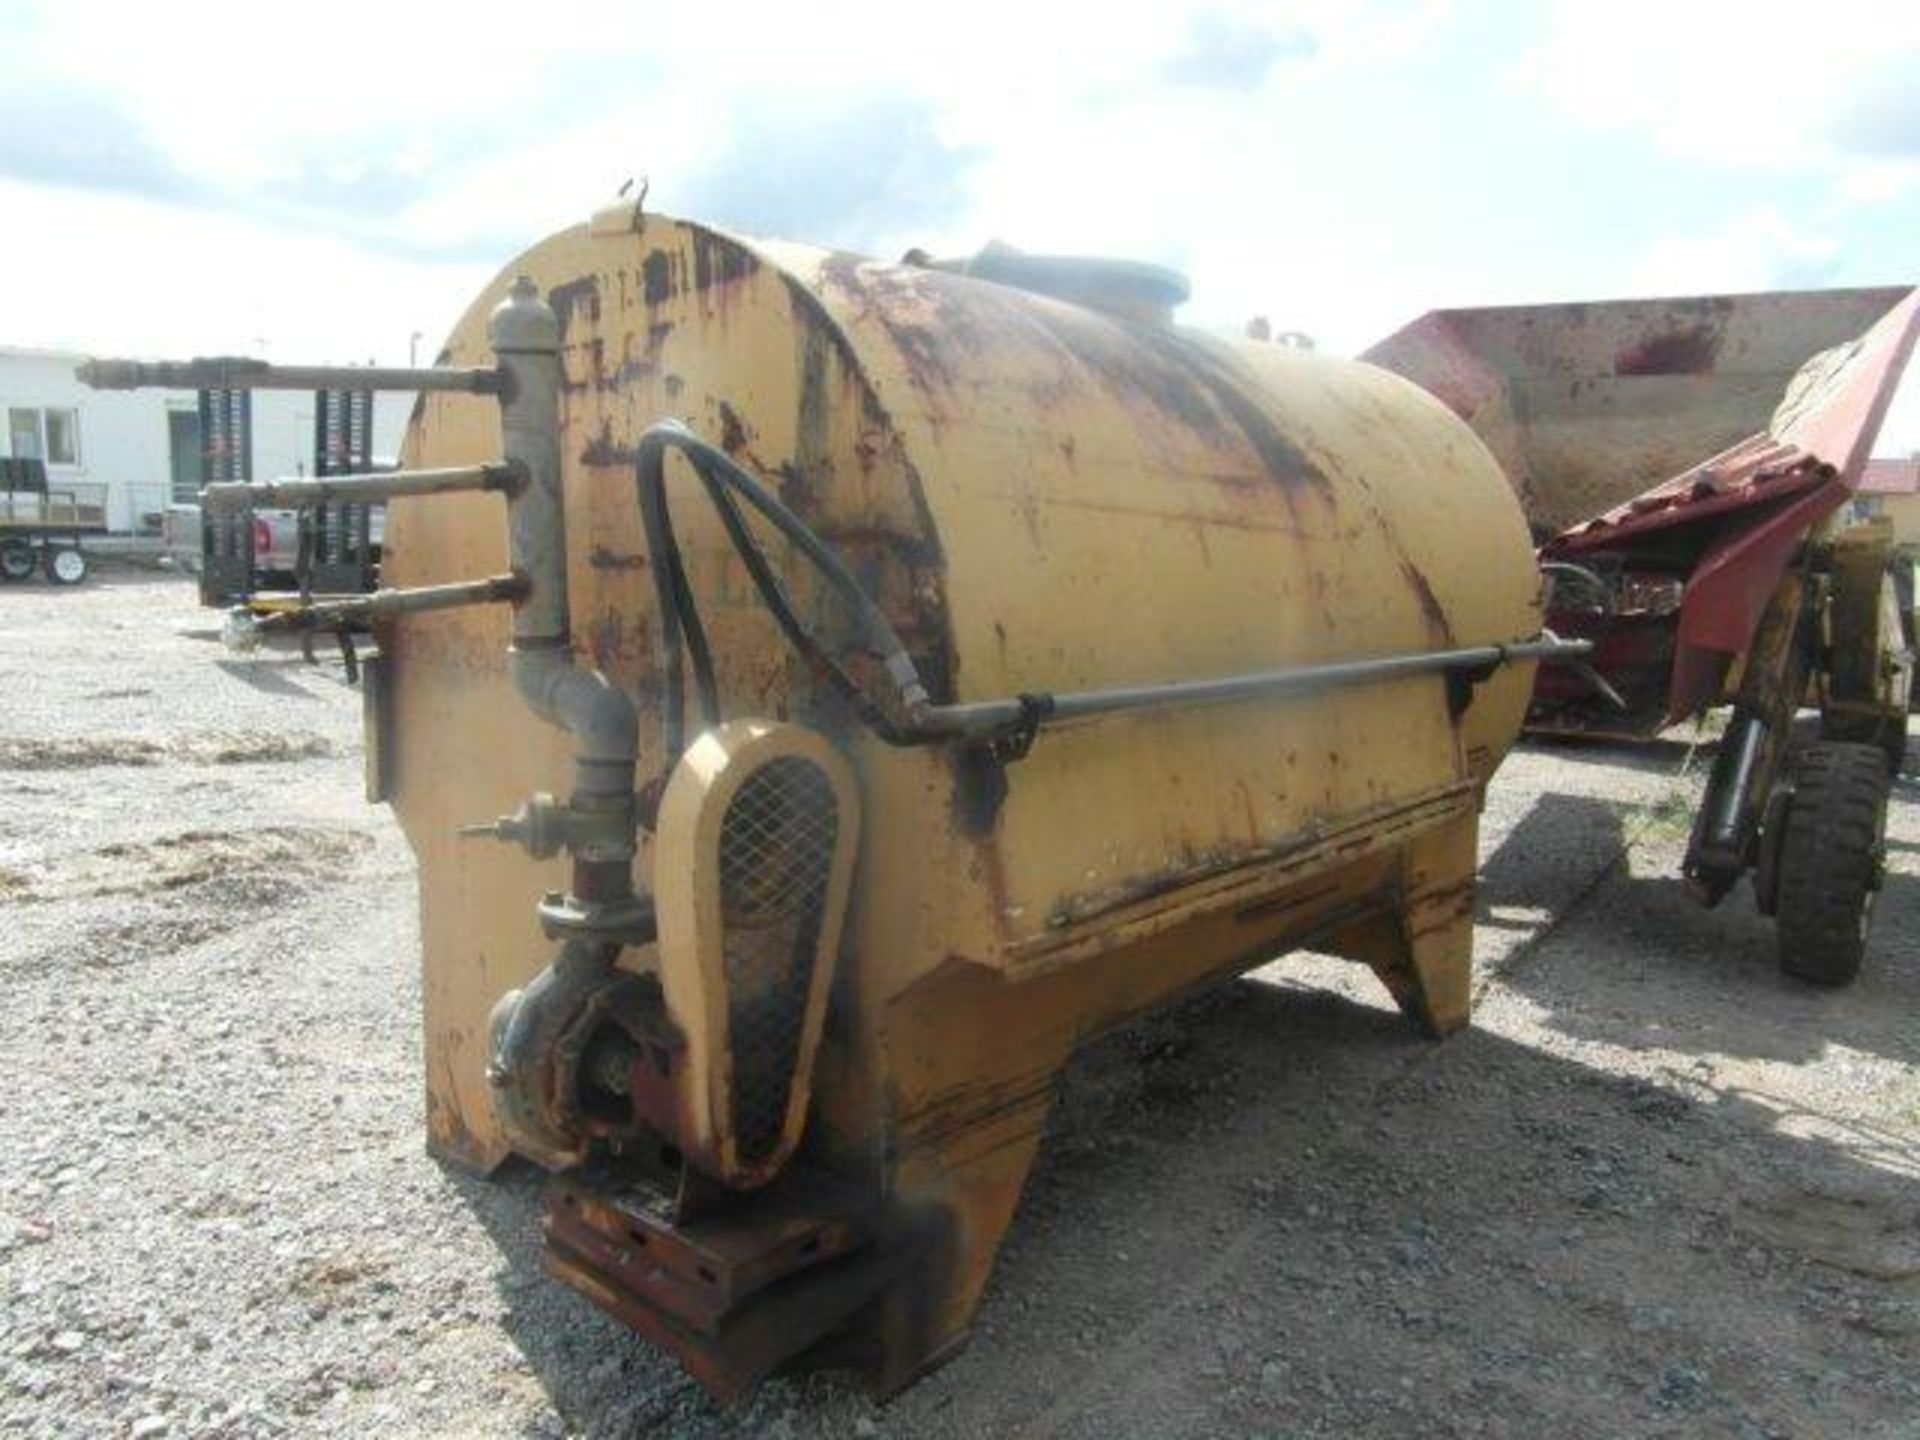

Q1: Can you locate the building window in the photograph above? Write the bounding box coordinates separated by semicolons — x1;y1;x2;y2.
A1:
5;407;80;466
44;408;77;465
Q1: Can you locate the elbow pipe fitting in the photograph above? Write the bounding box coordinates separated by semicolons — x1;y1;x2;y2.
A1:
511;647;641;831
511;647;639;772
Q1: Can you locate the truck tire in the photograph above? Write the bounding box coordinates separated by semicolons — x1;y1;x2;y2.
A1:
0;539;34;582
1775;741;1889;986
43;546;88;586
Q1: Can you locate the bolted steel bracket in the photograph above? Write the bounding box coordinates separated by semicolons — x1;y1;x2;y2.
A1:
1445;660;1499;720
987;692;1055;764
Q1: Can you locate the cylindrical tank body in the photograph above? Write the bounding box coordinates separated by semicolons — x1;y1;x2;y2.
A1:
382;213;1539;1388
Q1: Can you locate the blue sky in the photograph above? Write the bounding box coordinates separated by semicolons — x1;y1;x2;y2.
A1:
3;0;1916;450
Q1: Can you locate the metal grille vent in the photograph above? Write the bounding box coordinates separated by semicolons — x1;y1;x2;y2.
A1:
718;756;838;1164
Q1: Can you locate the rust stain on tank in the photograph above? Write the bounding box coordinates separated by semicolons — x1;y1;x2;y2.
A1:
1398;558;1454;645
1133;327;1332;501
581;420;629;468
717;400;751;457
548;275;601;338
822;255;1332;507
689;227;761;292
775;463;817;515
589;546;648;572
642;251;676;306
825;254;958;397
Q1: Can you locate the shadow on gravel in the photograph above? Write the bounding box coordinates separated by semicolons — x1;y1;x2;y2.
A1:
1478;792;1632;920
1481;787;1920;1075
442;975;1920;1440
214;658;328;700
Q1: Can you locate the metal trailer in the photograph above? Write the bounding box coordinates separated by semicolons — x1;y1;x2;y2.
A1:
1367;286;1920;985
197;382;382;611
0;456;105;585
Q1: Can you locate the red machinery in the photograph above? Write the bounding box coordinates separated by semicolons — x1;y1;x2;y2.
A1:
1369;286;1920;984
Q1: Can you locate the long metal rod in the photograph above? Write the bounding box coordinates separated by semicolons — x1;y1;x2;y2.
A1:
913;635;1591;740
252;573;524;632
76;356;502;395
203;462;523;512
1707;713;1766;848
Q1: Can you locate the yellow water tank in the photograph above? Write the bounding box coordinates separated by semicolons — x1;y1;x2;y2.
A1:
382;210;1541;1394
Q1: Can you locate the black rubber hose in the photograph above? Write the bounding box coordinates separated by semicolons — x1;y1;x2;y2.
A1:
638;422;920;678
635;429;723;761
632;421;928;760
689;452;909;741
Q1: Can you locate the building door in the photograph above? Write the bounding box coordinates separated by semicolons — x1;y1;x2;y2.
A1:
167;409;201;503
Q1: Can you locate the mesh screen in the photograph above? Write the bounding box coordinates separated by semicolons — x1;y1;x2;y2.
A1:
718;756;838;1164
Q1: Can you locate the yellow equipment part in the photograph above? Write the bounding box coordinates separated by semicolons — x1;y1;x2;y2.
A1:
378;210;1541;1395
652;719;862;1190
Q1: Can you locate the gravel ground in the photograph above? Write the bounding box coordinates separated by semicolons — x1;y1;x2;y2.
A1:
2;570;1917;1439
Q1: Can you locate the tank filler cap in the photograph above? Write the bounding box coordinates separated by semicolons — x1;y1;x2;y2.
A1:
905;241;1191;326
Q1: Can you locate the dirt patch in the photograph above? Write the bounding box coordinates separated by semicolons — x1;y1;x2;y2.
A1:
194;733;335;765
0;737;167;769
11;826;376;970
0;732;334;770
60;911;262;968
12;826;372;904
297;1253;394;1300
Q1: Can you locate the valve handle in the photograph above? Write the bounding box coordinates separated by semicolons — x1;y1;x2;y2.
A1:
457;794;563;858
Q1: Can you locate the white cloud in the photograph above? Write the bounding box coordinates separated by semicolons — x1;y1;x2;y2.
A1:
1626;208;1841;296
1624;209;1920;459
1;0;1459;361
1838;160;1920;205
1516;0;1920;197
0;178;489;363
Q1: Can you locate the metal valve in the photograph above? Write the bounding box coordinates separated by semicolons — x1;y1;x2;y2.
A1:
460;791;640;865
460;792;569;859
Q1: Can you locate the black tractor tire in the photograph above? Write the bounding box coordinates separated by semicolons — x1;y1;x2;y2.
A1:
1775;741;1890;987
0;539;35;582
1822;708;1908;773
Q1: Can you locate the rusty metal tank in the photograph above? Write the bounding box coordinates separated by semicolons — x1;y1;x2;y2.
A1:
365;208;1553;1394
84;206;1570;1399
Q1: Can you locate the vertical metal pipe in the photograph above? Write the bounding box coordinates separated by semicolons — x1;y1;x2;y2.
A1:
489;276;570;650
485;275;640;887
